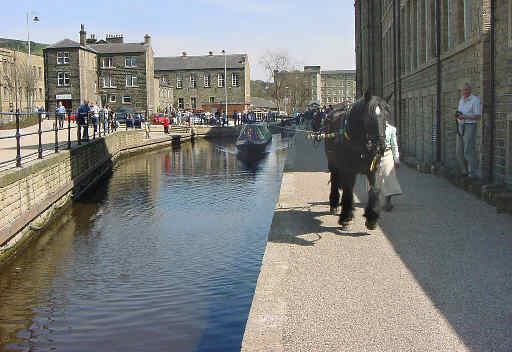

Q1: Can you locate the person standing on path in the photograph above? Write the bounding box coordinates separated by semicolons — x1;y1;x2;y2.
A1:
379;120;402;211
91;103;100;139
56;101;66;129
456;82;482;178
102;105;109;134
77;100;90;144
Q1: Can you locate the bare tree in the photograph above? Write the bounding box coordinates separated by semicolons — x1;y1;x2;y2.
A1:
1;50;38;112
283;71;312;113
260;51;293;114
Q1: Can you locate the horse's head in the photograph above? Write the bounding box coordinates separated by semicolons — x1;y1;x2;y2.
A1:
359;90;389;153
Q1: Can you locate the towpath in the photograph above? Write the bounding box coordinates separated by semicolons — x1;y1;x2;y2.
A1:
242;132;512;351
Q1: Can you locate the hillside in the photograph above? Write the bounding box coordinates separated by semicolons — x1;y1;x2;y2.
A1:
250;80;274;99
0;38;48;56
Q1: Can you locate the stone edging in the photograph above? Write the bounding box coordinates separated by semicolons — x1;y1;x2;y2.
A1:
403;159;512;214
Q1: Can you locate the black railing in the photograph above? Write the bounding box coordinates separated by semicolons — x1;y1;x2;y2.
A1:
0;110;140;171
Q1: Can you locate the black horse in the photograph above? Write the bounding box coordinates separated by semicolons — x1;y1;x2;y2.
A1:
314;91;388;230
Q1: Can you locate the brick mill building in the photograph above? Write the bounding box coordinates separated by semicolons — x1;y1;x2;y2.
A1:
154;52;251;115
276;66;356;111
43;25;160;116
356;0;512;185
321;70;356;106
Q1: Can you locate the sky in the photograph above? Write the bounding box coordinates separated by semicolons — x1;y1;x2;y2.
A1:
1;0;355;80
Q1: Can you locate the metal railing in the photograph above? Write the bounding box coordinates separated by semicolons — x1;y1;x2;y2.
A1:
0;111;140;171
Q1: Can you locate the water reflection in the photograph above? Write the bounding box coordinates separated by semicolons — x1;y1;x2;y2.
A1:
0;136;287;352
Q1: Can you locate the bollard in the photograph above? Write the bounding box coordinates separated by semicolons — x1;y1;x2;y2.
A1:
85;113;90;142
38;111;43;159
55;112;59;153
67;113;71;149
15;111;21;167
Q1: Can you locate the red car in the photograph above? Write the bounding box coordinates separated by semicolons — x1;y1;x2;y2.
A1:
152;113;169;125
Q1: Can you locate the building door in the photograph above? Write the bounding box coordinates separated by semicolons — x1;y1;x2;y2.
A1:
61;100;72;112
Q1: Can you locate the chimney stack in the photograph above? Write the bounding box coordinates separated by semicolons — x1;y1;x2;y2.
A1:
144;34;151;46
182;51;187;57
209;51;213;56
86;33;97;45
79;24;86;46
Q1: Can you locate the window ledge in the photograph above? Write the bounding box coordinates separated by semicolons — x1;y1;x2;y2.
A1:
102;67;116;69
103;86;117;89
125;86;139;88
125;66;137;68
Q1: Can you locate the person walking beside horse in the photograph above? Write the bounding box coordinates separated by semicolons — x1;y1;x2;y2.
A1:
379;120;402;211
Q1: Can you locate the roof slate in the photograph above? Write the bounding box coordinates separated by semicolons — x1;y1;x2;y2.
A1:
89;43;147;54
154;54;247;71
321;70;356;75
45;39;89;50
45;39;147;54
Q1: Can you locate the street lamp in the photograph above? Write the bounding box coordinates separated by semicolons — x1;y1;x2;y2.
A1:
27;10;39;111
222;49;228;120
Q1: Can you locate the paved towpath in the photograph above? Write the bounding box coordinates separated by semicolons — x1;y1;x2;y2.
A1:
242;132;512;351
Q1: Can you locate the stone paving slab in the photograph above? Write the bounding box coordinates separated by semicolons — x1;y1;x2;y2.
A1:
242;134;512;351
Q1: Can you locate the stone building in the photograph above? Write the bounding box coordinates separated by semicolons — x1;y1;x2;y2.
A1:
0;48;45;112
321;70;357;106
154;78;173;113
355;0;510;185
276;66;356;111
43;25;157;116
154;52;250;115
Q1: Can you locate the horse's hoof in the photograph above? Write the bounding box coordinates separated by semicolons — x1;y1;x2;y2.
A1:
330;206;339;215
365;220;377;230
338;214;353;226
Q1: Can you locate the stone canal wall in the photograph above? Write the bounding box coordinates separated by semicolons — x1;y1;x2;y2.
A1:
0;127;237;266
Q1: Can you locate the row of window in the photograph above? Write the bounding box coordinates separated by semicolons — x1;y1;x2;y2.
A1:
56;52;138;68
391;0;476;75
56;72;140;88
1;87;44;101
322;96;352;104
322;81;355;87
173;73;240;89
322;89;355;95
106;95;132;104
102;75;138;88
176;96;218;109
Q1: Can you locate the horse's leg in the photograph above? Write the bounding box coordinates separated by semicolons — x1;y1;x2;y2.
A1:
329;170;340;215
338;173;356;227
364;171;381;230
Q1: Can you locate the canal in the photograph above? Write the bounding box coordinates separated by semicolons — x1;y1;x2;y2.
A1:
0;136;289;351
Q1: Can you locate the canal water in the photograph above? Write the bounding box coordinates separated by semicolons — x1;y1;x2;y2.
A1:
0;136;289;351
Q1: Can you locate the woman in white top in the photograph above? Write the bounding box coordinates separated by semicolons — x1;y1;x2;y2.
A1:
379;121;402;211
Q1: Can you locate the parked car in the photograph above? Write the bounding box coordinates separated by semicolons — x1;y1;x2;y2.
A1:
116;108;133;124
152;113;169;125
133;113;145;128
